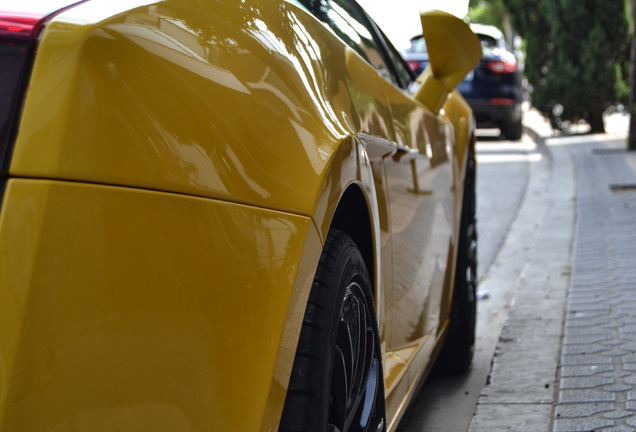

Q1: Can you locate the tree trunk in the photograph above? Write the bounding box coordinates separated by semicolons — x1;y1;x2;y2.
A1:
589;111;606;134
629;0;636;149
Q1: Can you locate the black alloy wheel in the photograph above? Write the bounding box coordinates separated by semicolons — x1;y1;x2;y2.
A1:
279;230;386;432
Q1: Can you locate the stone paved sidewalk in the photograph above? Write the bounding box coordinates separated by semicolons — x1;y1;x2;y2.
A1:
553;137;636;432
468;132;636;432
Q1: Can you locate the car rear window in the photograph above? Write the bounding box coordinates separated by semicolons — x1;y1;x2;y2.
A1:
478;34;499;56
406;36;427;54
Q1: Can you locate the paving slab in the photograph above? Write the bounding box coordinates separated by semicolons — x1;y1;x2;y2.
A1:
470;404;554;432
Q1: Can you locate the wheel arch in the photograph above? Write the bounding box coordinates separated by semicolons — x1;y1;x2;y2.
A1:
310;136;385;319
330;185;375;287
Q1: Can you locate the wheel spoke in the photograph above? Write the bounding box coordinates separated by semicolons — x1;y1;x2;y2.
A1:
336;318;354;392
349;295;362;362
331;346;348;430
351;296;367;399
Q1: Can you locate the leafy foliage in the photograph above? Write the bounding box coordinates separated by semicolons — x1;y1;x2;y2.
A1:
499;0;630;132
466;0;505;31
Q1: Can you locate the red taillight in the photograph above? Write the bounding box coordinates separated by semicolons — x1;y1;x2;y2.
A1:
1;3;89;180
0;11;48;173
490;98;516;106
485;59;518;74
407;61;420;72
0;13;43;38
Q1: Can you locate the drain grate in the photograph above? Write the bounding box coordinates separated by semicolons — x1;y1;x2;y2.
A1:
610;184;636;191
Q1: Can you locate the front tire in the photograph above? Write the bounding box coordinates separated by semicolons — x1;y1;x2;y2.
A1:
279;230;385;432
435;151;478;374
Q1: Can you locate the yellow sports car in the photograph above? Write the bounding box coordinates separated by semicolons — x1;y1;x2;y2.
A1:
0;1;481;431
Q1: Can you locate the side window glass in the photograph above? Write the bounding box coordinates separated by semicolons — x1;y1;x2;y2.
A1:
381;31;415;87
297;0;398;86
329;1;395;85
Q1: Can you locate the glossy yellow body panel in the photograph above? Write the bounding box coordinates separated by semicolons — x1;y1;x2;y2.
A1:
0;178;314;431
444;91;476;208
11;0;390;216
374;77;456;417
1;0;477;430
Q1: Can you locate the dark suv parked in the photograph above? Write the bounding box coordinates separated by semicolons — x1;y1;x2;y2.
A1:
404;24;523;140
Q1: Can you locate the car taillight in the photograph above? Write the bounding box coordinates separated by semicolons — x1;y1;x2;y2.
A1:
0;13;42;37
0;3;87;175
407;61;420;72
490;98;516;106
485;59;518;74
0;12;46;171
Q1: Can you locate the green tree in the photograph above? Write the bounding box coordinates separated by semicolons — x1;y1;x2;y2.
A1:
467;0;505;30
503;0;630;133
467;0;516;57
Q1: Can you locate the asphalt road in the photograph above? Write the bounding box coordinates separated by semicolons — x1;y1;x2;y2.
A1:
395;129;540;432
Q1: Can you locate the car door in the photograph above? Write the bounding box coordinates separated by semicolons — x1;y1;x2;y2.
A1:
381;79;455;402
300;0;456;422
375;34;456;419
